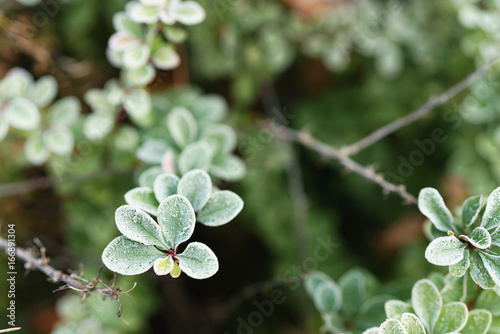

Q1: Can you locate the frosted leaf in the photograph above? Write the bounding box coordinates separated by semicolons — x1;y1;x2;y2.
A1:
479;251;500;287
113;12;143;37
121;64;156;87
177;242;218;279
83;114;114;141
198;191;243;227
425;236;466;266
48;97;80;125
0;67;33;100
123;43;150;69
449;249;470;277
201;124;237;155
470;251;496;289
411;279;442;332
475;290;500;316
313;280;342;313
462;195;482;227
114;125;140;151
385;300;412;320
210;154;246;181
482;187;500;231
153;256;174;276
418;188;454;232
460;309;492;334
32;75;58;108
25;132;49;165
123;88;152;120
178;141;212;174
151;46;181;70
109;32;139;52
115;205;165;247
167;107;197;149
400;313;425;334
163;26;188;44
0;113;9;141
305;271;333;297
43;125;74;156
124;187;159;216
379;319;407;334
175;1;206;25
157;195;195;249
5;97;40;131
84;88;114;112
102;236;163;275
153;172;180;203
461;227;491;249
190;94;227;126
433;302;468;334
127;2;159;24
139;166;165;188
177;169;211;211
136;139;168;164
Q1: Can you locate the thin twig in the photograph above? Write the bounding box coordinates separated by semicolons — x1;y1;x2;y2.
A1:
276;126;417;204
0;236;136;316
342;54;500;156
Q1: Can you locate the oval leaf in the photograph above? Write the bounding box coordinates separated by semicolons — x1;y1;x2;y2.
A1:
198;190;244;227
411;279;442;333
400;313;425;334
151;46;181;70
157;195;195;249
482;187;500;231
425;236;466;266
115;205;165;247
470;251;496;289
154;172;180;203
124;187;159;216
124;88;152;120
210;154;247;181
460;309;492;334
434;302;468;334
461;227;491;249
479;251;500;287
462;195;482;227
385;300;412;320
136;139;168;164
43;125;74;156
177;242;218;279
140;166;165;188
48;96;81;124
167;107;197;149
25;132;49;165
178;141;212;174
33;75;58;108
127;2;159;23
102;236;163;275
379;319;407;334
305;271;333;297
153;256;174;276
177;169;211;211
5;97;40;130
123;43;150;69
450;248;470;277
418;188;454;232
313;280;342;313
174;0;206;25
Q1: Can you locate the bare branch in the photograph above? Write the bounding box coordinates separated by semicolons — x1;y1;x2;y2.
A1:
342;55;500;156
276;126;417;205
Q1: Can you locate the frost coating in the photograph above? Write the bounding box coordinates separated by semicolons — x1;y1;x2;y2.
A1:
102;236;163;275
385;300;411;320
418;188;454;232
201;124;237;154
157;195;195;249
5;97;40;130
379;319;407;334
177;242;218;279
313;280;342;313
470;251;496;289
449;249;470;277
482;187;500;231
32;75;58;108
411;279;442;332
115;205;166;248
461;309;492;334
177;169;211;211
425;236;466;266
124;187;159;216
198;191;244;227
178;141;212;174
461;227;491;249
167;107;197;148
153;172;180;203
433;302;468;333
400;313;425;334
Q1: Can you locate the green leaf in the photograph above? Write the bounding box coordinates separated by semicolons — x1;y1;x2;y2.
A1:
153;256;174;276
43;125;74;156
177;242;218;279
102;236;163;275
339;269;377;318
479;251;500;287
425;236;466;266
379;319;407;334
462;195;482;227
167;107;197;148
400;313;425;334
201;124;237;155
198;191;244;227
313;280;342;313
476;290;500;316
0;67;33;100
418;188;454;232
123;43;150;69
190;94;227;126
385;300;412;320
114;125;140;151
482;187;500;231
123;88;152;121
470;251;496;289
121;64;156;87
136;139;168;164
48;97;80;125
157;195;195;249
83;114;114;141
460;309;492;334
210;155;247;182
178;141;212;174
124;187;159;216
139;166;165;188
153;172;180;203
305;271;333;297
170;260;182;278
175;1;206;25
151;45;181;70
115;205;165;248
177;169;212;211
32;75;58;108
411;279;442;333
434;302;468;334
163;26;187;44
449;248;470;277
113;11;142;38
126;2;159;24
25;132;49;165
5;97;40;130
461;227;491;249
